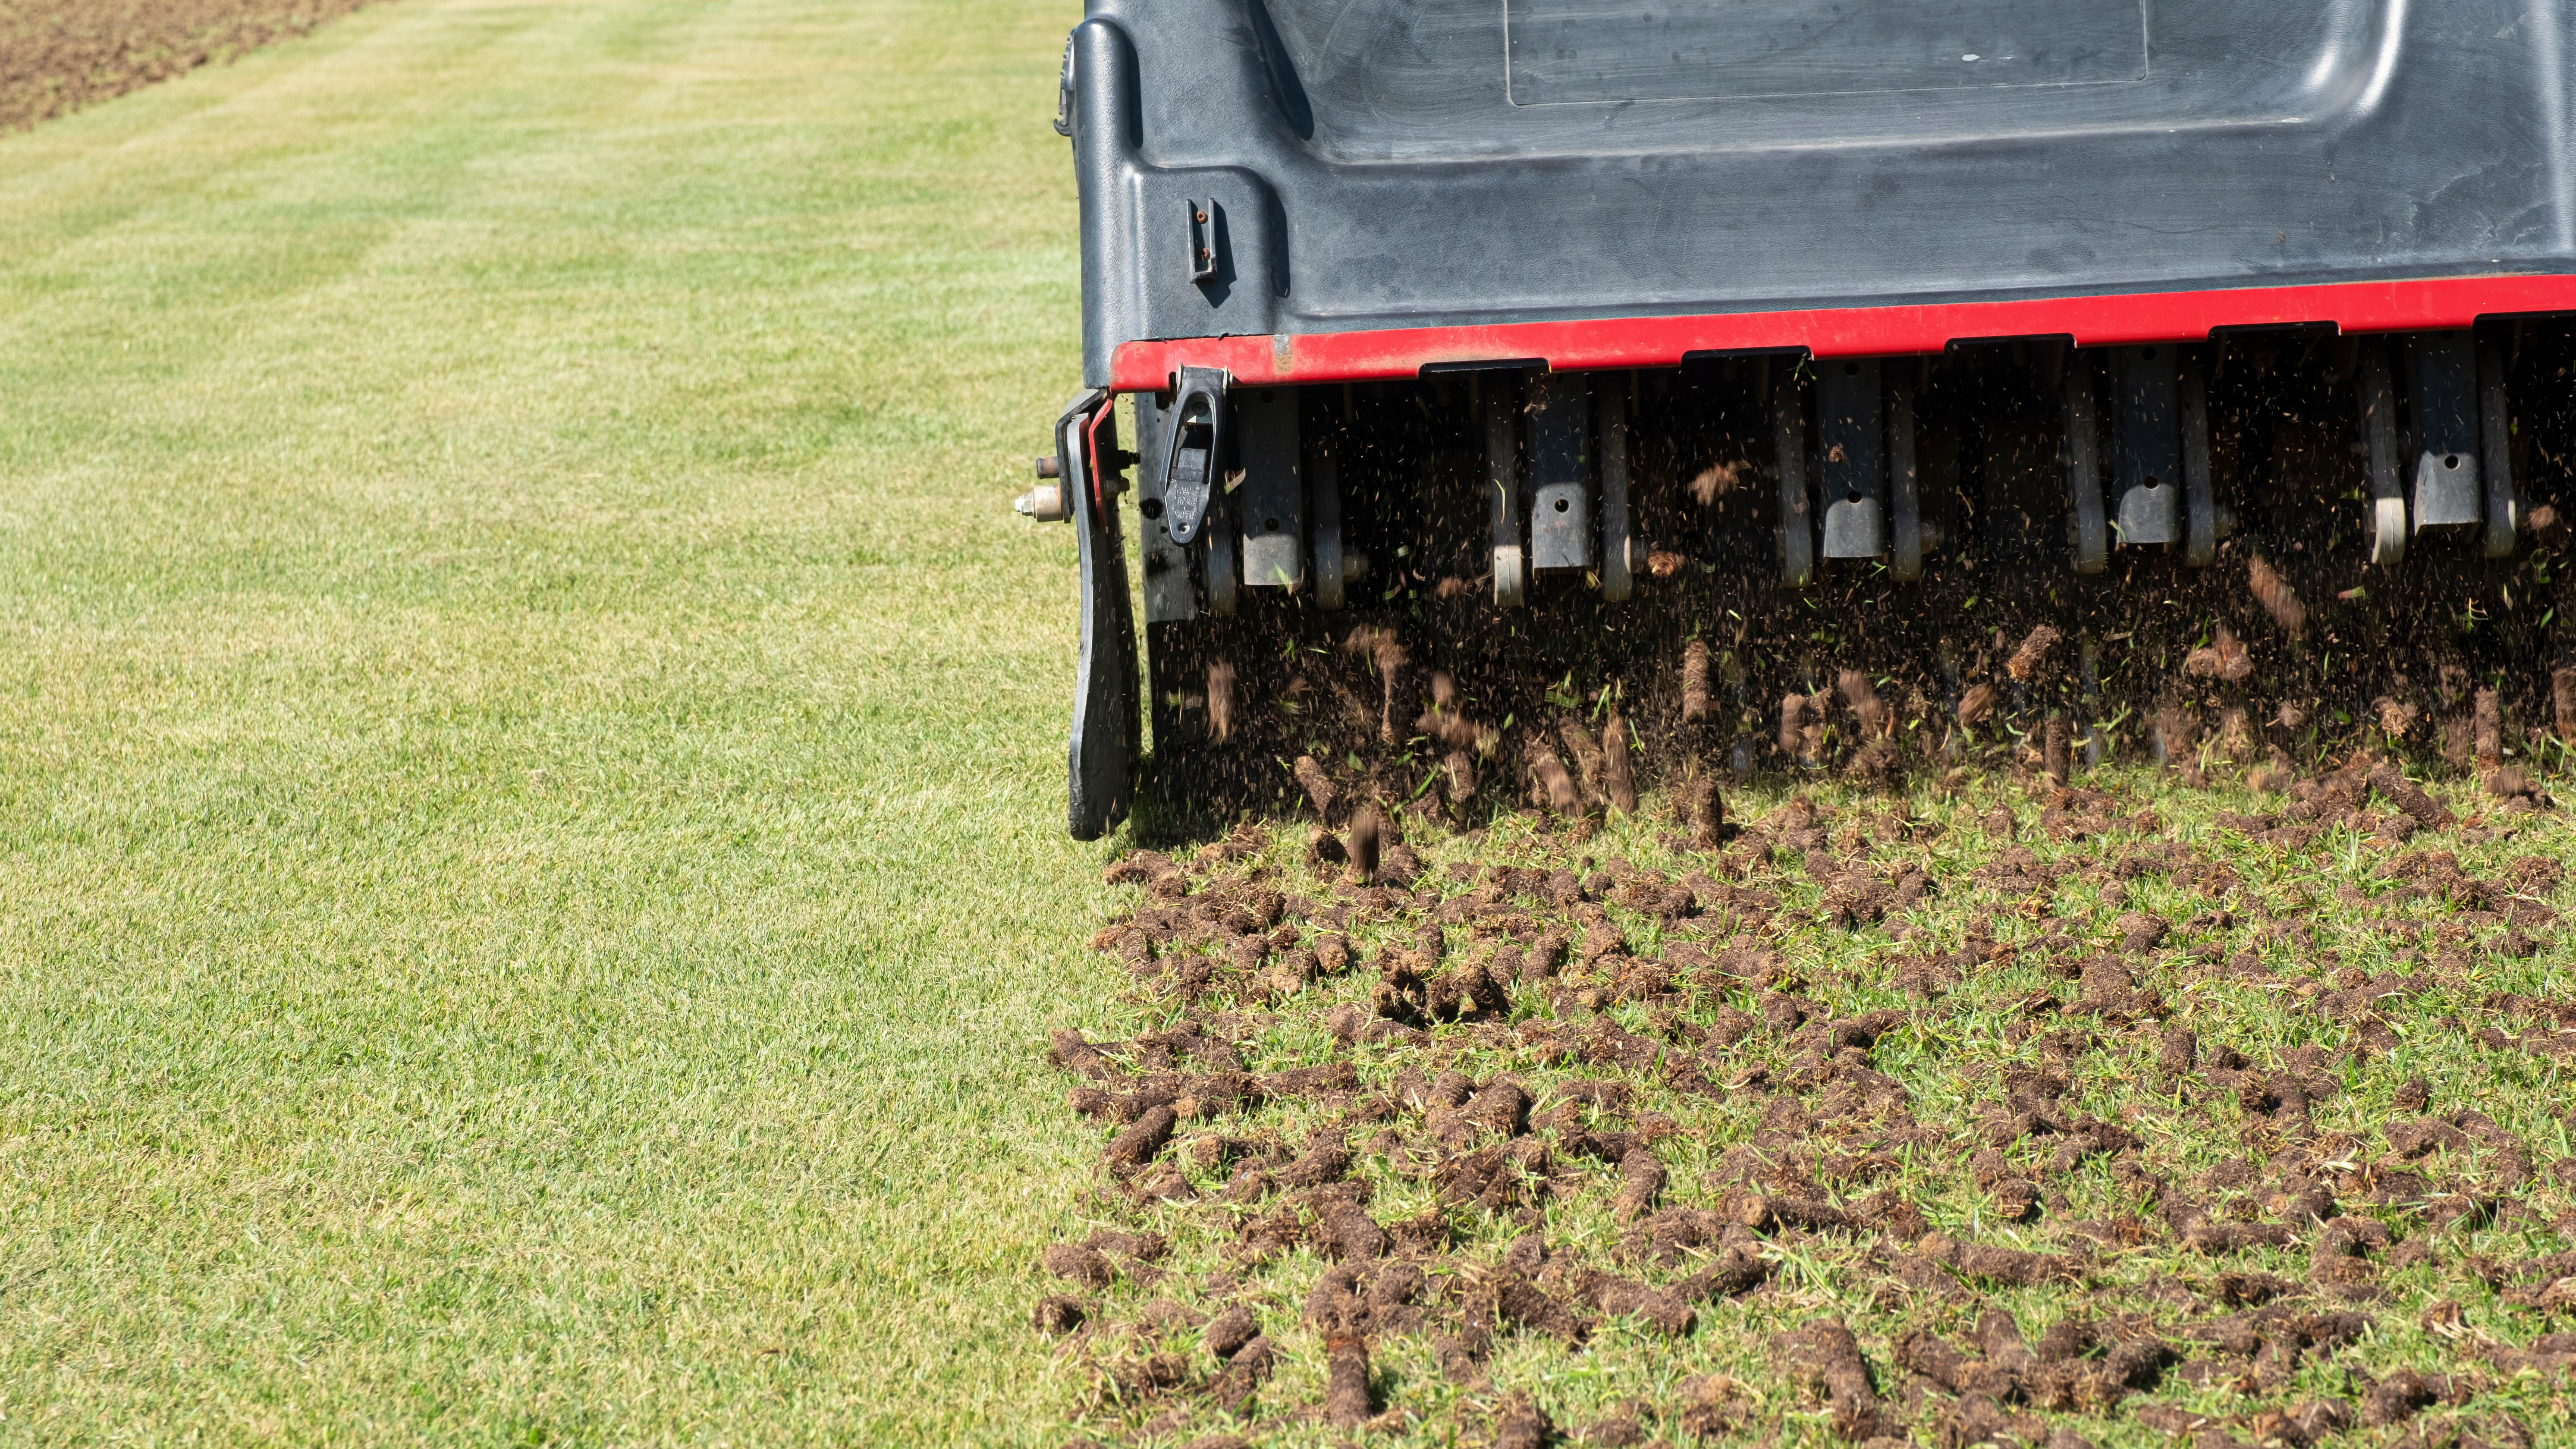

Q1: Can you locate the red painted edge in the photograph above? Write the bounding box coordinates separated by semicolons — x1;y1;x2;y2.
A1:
1108;273;2576;391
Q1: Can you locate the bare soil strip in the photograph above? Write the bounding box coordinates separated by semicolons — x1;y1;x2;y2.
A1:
1;0;386;131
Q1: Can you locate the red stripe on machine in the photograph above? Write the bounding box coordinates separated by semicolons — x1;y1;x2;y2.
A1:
1109;273;2576;390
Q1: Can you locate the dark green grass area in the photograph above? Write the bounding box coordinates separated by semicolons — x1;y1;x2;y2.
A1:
1042;770;2576;1448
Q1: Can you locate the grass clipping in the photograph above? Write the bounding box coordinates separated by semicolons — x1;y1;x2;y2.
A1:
1039;768;2576;1449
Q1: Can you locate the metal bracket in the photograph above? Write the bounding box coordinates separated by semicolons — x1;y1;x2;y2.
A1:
1159;366;1228;546
1774;365;1814;585
1527;371;1594;573
2111;344;2181;545
1235;388;1304;589
1486;375;1527;606
1053;37;1076;138
1818;358;1884;559
1186;199;1221;283
2359;340;2406;566
2402;330;2480;530
2063;355;2108;574
2180;369;2218;567
1889;381;1923;581
1060;388;1137;841
1599;379;1635;600
2478;333;2518;558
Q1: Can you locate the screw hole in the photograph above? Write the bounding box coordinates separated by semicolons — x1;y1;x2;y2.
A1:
2444;454;2461;469
1554;498;1571;513
2142;346;2157;360
1843;361;1861;376
1141;499;1165;519
2143;475;2161;490
1263;517;1279;531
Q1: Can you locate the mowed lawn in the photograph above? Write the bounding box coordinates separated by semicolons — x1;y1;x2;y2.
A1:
0;1;1118;1441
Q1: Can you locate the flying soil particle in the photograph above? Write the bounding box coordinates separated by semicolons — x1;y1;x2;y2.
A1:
2213;705;2254;761
1681;773;1724;846
1602;711;1638;813
1959;682;1998;726
1346;806;1386;880
2006;625;2064;682
1374;641;1411;746
2185;625;2255;683
1292;755;1338;820
1527;734;1580;814
1206;660;1236;742
2248;554;2306;638
1560;718;1609;808
1444;749;1478;804
1778;693;1810;759
1687;461;1738;506
1681;640;1711;722
1838;669;1890;739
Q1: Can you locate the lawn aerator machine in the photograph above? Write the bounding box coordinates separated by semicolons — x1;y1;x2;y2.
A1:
1023;0;2576;839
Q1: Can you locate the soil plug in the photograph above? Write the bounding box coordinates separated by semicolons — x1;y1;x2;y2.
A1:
2006;625;2063;682
1203;1304;1257;1361
1837;669;1891;739
2249;554;2306;638
1602;710;1637;813
1206;660;1236;742
1958;682;1997;726
1681;640;1711;723
1558;717;1608;808
1493;1392;1554;1449
2554;665;2576;741
1324;1337;1374;1426
1292;754;1338;820
2473;686;2502;770
2044;715;2071;786
1347;806;1387;880
2184;625;2254;683
1104;1104;1178;1176
1681;773;1724;847
1444;749;1478;804
1526;734;1580;814
2367;764;2453;828
1209;1334;1272;1413
1778;692;1808;760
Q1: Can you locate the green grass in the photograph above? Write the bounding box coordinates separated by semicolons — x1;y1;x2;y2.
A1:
0;1;1119;1442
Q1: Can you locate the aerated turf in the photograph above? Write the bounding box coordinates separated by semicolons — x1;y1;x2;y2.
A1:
1039;766;2576;1449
